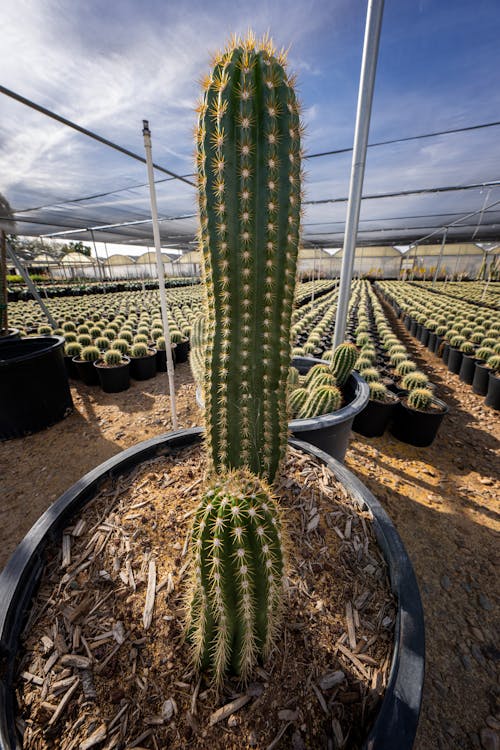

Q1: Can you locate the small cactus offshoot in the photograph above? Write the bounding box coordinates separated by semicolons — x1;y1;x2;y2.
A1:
186;470;286;685
408;387;434;411
298;384;342;418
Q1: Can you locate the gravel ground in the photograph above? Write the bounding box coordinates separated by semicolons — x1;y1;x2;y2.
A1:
1;337;499;749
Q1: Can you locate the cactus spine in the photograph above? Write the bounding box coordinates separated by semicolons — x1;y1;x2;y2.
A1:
197;33;302;483
298;384;342;418
186;470;286;683
331;343;358;386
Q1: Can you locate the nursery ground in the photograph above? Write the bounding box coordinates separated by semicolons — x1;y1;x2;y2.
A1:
1;341;499;749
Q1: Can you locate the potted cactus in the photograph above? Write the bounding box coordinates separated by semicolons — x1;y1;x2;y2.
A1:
484;353;500;410
0;36;424;750
129;341;157;380
72;344;101;385
63;340;82;379
94;347;131;393
155;334;176;373
390;386;448;447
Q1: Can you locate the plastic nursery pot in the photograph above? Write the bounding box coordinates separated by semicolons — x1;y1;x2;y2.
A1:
485;371;500;410
63;353;79;380
409;319;418;337
432;335;443;355
472;361;490;396
156;344;176;373
0;427;424;750
389;396;449;448
290;357;370;464
94;357;130;394
441;343;450;366
458;354;477;385
418;327;429;347
73;357;100;386
174;338;190;364
129;350;157;381
447;347;463;375
0;336;73;441
352;393;400;439
427;332;437;353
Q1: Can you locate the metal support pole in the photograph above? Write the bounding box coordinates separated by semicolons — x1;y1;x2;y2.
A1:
311;249;317;306
90;229;103;283
143;120;178;429
333;0;384;348
6;241;57;327
432;229;447;286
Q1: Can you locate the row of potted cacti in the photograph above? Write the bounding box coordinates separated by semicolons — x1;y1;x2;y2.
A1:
377;281;500;410
410;279;499;309
7;277;199;302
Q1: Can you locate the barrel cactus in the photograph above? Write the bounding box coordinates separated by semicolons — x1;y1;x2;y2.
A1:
104;349;123;366
401;371;429;390
81;345;100;363
197;33;302;483
186;470;286;684
131;342;148;358
289;386;309;418
369;381;389;402
408;387;434;410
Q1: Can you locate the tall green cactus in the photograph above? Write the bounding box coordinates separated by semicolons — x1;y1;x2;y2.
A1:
186;469;286;684
197;33;302;483
331;343;358;386
189;313;207;387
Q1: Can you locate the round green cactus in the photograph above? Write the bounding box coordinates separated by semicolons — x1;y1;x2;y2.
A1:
81;345;100;363
369;381;389;402
95;336;110;351
65;341;82;358
289;387;309;417
104;349;124;366
476;346;495;362
113;338;130;355
303;364;331;388
401;371;429;390
77;334;92;347
487;354;500;373
186;470;286;684
407;387;434;411
459;341;475;355
395;359;417;377
131;342;148;358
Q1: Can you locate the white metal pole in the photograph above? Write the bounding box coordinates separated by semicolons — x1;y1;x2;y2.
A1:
432;229;447;286
142;120;178;429
333;0;385;349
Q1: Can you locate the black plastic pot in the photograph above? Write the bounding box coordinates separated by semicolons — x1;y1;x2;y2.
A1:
472;361;490;396
418;327;429;347
441;343;450;365
156;344;176;373
290;357;369;463
409;319;418;337
94;358;130;393
458;355;477;385
73;357;100;385
130;350;157;381
427;332;437;352
389;397;448;447
0;427;424;750
63;353;79;379
174;338;190;364
447;347;463;375
432;335;443;355
485;371;500;410
353;394;400;438
0;336;73;441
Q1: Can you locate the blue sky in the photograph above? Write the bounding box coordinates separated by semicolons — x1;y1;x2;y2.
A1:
1;0;500;254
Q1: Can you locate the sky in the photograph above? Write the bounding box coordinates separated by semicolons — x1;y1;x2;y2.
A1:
1;0;500;255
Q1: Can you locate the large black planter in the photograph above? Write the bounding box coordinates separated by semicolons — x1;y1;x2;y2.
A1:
0;328;20;343
485;372;500;410
73;357;100;386
353;394;400;438
130;350;157;381
472;361;490;396
94;358;130;393
389;397;448;447
0;336;73;440
458;355;477;385
0;428;424;750
290;357;370;463
447;347;463;375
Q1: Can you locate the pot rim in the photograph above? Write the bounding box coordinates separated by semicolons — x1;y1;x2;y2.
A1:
0;427;424;750
0;335;65;367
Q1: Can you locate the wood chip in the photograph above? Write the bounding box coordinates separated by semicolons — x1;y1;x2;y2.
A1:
60;654;92;670
62;534;71;568
209;695;252;726
318;670;345;691
80;723;107;749
337;642;371;679
47;678;79;726
346;601;357;650
142;559;156;630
